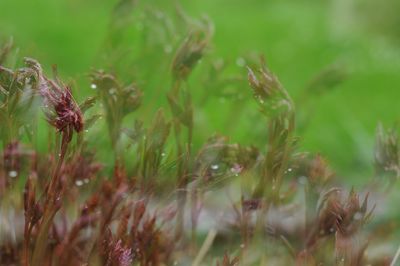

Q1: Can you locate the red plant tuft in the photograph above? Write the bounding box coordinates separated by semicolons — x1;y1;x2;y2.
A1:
25;58;83;146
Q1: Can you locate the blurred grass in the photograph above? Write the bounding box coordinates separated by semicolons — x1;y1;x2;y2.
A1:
1;0;400;184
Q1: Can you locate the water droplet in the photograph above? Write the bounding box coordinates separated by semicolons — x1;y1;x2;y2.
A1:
236;57;245;67
230;164;243;175
354;212;363;220
75;180;84;186
298;176;308;185
90;84;97;90
85;129;89;133
83;178;90;184
285;167;293;174
161;152;166;157
211;164;219;170
254;95;265;104
8;171;17;178
164;45;172;54
109;88;117;95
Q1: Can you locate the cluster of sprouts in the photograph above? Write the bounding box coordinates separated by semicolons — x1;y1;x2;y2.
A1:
0;2;399;266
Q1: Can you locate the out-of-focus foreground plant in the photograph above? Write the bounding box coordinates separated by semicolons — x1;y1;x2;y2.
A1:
0;2;400;266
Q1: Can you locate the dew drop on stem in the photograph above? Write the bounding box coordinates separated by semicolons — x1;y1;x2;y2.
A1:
109;88;116;95
354;212;363;220
298;176;308;185
8;170;17;178
211;164;219;170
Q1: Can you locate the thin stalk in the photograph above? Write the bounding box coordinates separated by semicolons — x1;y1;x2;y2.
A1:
190;187;202;249
191;228;217;266
169;78;192;240
31;134;67;266
31;206;57;266
391;244;400;266
22;220;33;266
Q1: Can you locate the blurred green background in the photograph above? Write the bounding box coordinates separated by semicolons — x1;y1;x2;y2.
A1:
1;0;400;184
